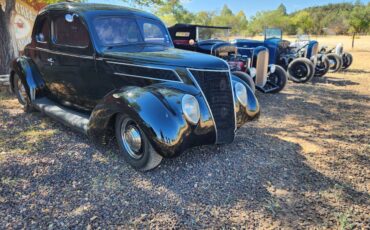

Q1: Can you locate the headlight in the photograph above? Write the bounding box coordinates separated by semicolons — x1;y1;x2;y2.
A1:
269;64;276;74
249;67;256;77
235;82;247;107
182;94;200;125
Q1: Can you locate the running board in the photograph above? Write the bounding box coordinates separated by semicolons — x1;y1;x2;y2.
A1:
33;97;90;135
256;81;280;93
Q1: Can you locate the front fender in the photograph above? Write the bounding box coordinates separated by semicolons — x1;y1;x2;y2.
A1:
10;57;45;100
231;75;260;128
88;83;216;158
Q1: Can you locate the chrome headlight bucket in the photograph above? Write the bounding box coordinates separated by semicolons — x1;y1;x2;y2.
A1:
249;67;257;78
182;94;200;125
235;82;247;107
268;64;276;74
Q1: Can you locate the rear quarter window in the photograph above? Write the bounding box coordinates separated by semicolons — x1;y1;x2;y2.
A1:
52;15;90;47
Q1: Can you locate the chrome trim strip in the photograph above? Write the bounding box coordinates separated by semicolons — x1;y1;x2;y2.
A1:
228;70;237;132
187;68;229;72
34;47;94;60
186;68;218;144
113;72;183;83
106;61;183;83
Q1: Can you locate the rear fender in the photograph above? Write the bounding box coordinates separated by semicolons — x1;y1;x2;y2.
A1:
10;57;45;101
88;83;216;157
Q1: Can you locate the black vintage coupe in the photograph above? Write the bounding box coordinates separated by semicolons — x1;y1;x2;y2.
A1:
168;24;287;94
9;3;260;171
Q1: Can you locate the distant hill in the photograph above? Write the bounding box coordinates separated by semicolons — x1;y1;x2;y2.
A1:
289;3;355;34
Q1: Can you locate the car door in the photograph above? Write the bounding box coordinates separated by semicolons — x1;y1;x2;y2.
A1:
47;11;97;111
29;13;54;92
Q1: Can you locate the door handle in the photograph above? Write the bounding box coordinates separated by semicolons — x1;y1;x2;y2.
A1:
47;58;55;65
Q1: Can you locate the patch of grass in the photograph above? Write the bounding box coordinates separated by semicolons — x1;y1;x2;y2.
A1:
264;197;281;217
20;128;58;145
337;211;353;230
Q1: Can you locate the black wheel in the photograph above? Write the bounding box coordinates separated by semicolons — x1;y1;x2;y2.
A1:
115;114;162;171
313;55;330;77
287;58;315;83
266;65;287;93
232;71;256;93
342;52;353;70
13;73;34;113
327;53;342;73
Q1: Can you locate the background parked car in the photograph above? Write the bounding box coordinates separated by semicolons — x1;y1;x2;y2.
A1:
168;24;287;94
232;28;322;83
319;43;353;71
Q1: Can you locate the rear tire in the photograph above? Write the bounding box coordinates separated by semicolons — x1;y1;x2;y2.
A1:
115;114;162;171
266;65;287;93
232;71;256;93
287;58;315;83
13;73;34;113
341;52;353;70
314;55;330;77
327;53;342;73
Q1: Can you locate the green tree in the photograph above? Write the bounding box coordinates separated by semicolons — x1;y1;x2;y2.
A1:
277;3;287;15
192;11;215;25
348;1;370;47
154;0;193;26
292;11;314;34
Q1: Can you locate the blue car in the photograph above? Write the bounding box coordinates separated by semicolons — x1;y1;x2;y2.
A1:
232;28;325;83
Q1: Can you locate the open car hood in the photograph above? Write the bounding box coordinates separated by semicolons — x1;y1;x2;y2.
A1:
101;46;229;70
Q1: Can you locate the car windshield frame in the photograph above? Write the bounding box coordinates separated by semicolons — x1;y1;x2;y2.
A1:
91;15;173;48
196;26;230;41
264;28;283;40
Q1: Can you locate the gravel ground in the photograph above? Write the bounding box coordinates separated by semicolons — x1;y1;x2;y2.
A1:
0;52;369;229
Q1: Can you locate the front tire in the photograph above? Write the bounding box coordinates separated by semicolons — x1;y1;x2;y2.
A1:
327;53;342;73
314;55;330;77
13;73;34;113
232;71;256;93
115;114;162;171
342;52;353;70
287;58;315;83
266;65;287;93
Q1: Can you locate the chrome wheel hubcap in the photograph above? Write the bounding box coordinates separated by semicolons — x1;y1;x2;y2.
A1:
17;78;27;104
121;119;143;159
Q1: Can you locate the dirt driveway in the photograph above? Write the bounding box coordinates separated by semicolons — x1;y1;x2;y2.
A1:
0;51;369;229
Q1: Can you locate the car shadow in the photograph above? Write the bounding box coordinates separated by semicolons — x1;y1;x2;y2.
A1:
311;76;360;86
341;68;370;74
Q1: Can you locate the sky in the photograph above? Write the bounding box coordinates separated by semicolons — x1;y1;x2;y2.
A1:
88;0;370;18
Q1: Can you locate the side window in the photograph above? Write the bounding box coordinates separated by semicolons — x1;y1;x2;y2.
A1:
35;17;50;43
52;15;90;47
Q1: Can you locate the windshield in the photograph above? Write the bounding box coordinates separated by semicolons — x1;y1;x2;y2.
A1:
197;27;230;41
93;16;172;47
264;28;282;40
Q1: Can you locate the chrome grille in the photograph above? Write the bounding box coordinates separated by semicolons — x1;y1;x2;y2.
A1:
255;50;268;87
189;70;235;144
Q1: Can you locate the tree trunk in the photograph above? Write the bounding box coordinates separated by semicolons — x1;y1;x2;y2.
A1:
352;32;356;48
0;0;16;75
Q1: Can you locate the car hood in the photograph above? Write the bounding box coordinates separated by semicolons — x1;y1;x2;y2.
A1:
100;45;229;70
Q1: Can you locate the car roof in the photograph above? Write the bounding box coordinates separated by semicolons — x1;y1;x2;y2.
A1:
169;24;232;30
40;2;159;20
